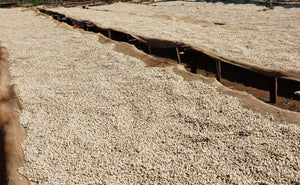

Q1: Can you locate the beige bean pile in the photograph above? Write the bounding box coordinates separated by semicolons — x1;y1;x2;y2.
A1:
52;1;300;72
0;8;299;184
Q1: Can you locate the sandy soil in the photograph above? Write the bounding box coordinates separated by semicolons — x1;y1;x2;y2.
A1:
51;1;300;72
0;43;27;185
0;8;299;185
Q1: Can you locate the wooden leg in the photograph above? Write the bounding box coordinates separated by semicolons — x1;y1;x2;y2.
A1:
270;77;278;104
205;63;209;77
176;47;181;64
148;45;152;55
215;60;222;82
191;54;197;74
108;30;111;39
83;21;88;31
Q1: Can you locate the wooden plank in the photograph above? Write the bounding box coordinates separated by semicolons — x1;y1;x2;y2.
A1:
61;17;67;21
128;39;137;42
215;60;222;82
270;77;278;104
176;47;181;64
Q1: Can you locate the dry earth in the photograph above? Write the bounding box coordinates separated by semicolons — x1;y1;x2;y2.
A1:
51;1;300;72
0;7;299;185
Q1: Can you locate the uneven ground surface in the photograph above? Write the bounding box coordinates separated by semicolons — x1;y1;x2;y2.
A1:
0;8;300;184
51;1;300;72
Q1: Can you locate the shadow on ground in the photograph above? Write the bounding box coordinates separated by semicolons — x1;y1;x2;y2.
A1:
0;129;7;185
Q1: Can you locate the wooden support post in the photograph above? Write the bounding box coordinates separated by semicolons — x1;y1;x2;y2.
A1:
83;23;88;31
270;77;278;104
191;54;197;74
205;62;209;77
108;30;111;39
148;45;152;55
215;60;222;82
176;47;181;64
86;25;93;32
